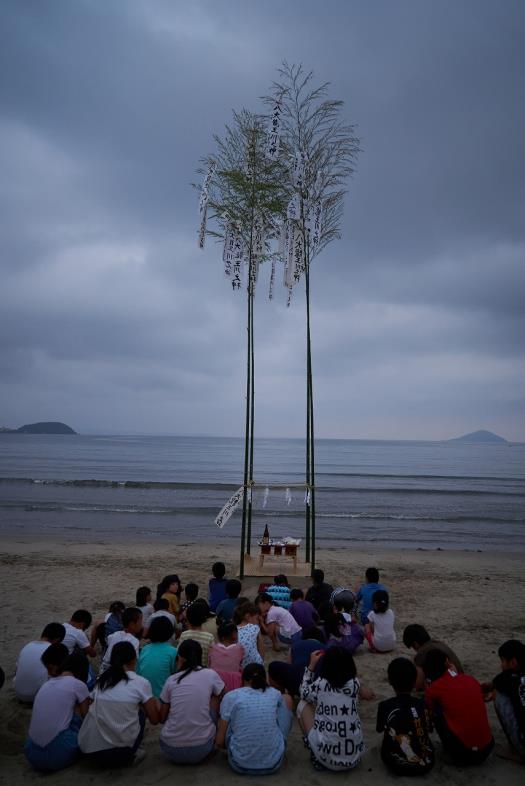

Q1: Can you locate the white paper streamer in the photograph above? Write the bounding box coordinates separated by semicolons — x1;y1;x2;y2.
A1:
265;100;282;160
198;161;216;249
215;485;244;528
285;487;292;506
304;489;311;506
223;223;236;277
292;226;305;282
262;486;269;508
311;199;323;251
283;222;296;288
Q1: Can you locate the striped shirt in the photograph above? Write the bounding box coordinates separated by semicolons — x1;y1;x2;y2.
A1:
178;630;215;667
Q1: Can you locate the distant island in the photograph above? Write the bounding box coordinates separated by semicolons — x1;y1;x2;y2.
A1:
0;421;77;435
448;429;507;444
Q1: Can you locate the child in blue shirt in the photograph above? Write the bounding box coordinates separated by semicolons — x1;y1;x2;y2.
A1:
137;616;177;697
208;562;228;612
355;567;387;625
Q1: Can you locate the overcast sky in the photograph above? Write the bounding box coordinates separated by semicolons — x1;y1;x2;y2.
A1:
1;0;524;441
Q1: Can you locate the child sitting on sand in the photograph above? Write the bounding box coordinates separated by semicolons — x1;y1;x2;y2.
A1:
209;623;244;692
24;644;90;772
62;610;96;657
137;616;178;698
266;574;292;609
180;582;199;628
178;602;215;666
297;646;373;771
325;612;364;654
365;590;396;653
355;567;387;625
482;639;525;762
257;592;302;651
289;588;319;631
423;649;494;766
234;601;265;667
208;562;228;612
216;579;242;625
101;607;142;672
156;574;181;619
14;623;65;703
135;587;154;630
376;657;434;776
145;598;176;636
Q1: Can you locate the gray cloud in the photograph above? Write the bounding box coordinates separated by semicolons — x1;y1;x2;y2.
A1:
1;0;524;440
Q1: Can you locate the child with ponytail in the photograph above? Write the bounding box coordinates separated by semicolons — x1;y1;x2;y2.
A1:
158;639;224;764
78;641;159;766
216;663;293;775
364;590;396;653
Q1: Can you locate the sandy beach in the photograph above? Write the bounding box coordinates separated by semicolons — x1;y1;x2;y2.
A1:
1;535;524;784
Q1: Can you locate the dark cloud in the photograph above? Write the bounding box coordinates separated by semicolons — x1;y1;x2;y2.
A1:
1;0;524;439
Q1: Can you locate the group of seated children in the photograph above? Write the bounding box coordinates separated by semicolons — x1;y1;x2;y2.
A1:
13;561;525;775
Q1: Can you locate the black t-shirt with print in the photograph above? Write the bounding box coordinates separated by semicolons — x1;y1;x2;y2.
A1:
493;669;525;742
376;694;434;774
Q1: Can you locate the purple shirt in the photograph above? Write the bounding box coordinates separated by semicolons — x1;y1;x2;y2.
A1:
290;599;318;630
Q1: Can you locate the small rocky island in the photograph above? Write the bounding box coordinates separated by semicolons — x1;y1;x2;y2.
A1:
448;429;507;444
0;421;77;435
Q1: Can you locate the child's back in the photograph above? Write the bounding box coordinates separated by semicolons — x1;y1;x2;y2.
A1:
377;658;434;776
356;568;387;625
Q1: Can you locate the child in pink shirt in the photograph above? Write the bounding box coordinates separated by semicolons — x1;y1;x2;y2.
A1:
209;623;244;693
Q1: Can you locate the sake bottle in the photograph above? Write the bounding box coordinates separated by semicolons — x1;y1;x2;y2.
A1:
262;524;270;545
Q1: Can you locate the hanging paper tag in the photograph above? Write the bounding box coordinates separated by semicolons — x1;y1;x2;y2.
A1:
265;100;282;160
263;487;269;508
215;486;244;528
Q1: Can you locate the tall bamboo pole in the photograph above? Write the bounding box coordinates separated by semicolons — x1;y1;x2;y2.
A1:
306;262;316;570
239;280;252;579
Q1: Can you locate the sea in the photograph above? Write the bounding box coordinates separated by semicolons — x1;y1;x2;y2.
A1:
0;434;524;551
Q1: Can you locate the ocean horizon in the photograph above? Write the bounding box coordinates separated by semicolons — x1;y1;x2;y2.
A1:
1;433;524;552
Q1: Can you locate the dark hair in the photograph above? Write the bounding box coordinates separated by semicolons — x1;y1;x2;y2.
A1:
319;646;357;689
233;601;258;625
71;609;92;629
186;602;208;627
402;624;431;649
365;567;379;583
156;574;181;601
290;588;304;601
225;579;242;599
388;657;417;693
62;652;89;683
325;612;347;640
122;607;142;628
135;587;151;607
311;569;325;585
218;622;238;642
41;643;68;671
98;641;137;691
193;598;214;619
108;601;125;616
273;574;289;586
184;583;199;602
422;649;448;682
41;622;66;642
498;639;525;669
212;562;226;579
148;616;174;643
176;639;202;682
372;590;389;613
256;592;273;606
302;626;326;643
154;597;169;612
242;662;267;691
332;589;355;613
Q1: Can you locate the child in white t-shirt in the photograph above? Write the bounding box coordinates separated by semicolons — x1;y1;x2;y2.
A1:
257;593;302;651
101;607;143;672
24;643;90;772
365;590;396;653
14;622;65;703
62;609;97;657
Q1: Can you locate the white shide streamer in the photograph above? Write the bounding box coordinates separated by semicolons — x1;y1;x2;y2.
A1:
265;100;282;160
215;486;244;529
